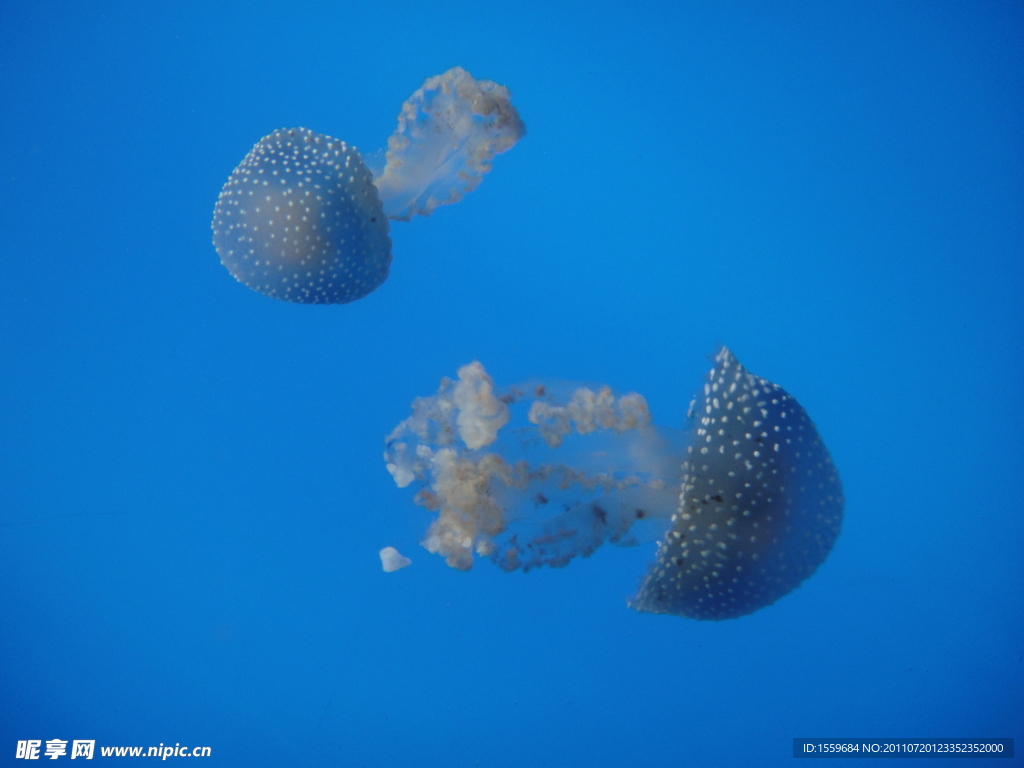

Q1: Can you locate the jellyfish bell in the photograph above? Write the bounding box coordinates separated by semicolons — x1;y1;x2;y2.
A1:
629;348;844;620
211;67;525;304
212;128;391;305
383;349;844;620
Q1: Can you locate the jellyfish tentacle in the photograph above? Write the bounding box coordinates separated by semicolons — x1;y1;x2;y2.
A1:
373;67;526;221
384;363;682;572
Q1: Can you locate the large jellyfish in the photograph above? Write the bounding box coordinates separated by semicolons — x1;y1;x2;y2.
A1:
211;67;525;304
383;348;844;620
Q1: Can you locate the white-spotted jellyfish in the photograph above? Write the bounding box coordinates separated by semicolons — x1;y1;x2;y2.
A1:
211;67;525;304
383;348;844;620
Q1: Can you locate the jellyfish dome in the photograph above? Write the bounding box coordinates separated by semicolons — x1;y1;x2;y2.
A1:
383;348;844;620
211;67;525;304
212;129;391;304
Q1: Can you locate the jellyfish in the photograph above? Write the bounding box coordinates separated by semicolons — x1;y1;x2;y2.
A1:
379;546;412;573
383;348;844;620
211;67;525;304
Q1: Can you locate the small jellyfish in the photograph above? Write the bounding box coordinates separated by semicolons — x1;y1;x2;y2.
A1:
379;546;412;572
212;67;525;304
383;349;844;620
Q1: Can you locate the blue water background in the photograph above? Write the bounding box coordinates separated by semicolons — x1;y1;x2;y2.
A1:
1;1;1021;765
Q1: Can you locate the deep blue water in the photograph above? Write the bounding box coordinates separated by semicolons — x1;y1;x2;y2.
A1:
1;1;1021;766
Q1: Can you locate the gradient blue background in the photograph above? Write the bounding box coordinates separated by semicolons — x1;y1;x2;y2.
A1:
1;1;1021;765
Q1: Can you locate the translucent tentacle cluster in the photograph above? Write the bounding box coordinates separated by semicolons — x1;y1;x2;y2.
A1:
384;363;682;571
